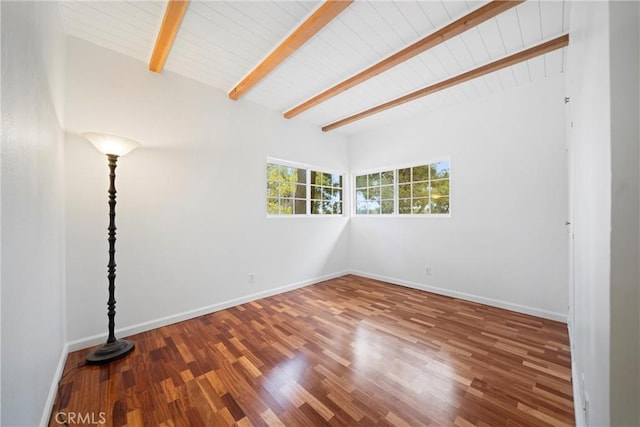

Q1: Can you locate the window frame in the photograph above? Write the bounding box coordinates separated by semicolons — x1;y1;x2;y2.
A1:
266;157;347;218
351;158;451;218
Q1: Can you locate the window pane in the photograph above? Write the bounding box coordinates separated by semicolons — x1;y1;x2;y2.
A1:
412;165;429;182
412;198;429;214
381;170;394;185
267;163;279;181
333;202;342;215
267;198;279;215
367;172;380;186
311;171;329;185
279;182;294;198
324;187;333;200
398;168;411;183
367;202;380;215
398;184;411;198
267;181;278;198
381;200;394;214
295;184;306;199
399;199;411;214
431;179;449;197
280;166;297;182
315;172;329;186
356;202;368;214
355;175;367;188
311;200;322;214
431;161;450;179
322;187;340;201
309;171;341;215
413;182;428;198
311;185;322;199
294;168;304;184
431;197;450;214
324;187;333;201
294;199;306;214
381;185;394;199
356;189;366;202
367;187;380;201
280;199;293;215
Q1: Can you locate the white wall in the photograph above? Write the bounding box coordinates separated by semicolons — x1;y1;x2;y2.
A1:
64;37;350;346
566;4;611;424
349;75;568;321
1;1;66;425
567;1;640;425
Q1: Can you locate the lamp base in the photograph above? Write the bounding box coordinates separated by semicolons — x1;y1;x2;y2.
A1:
86;339;135;365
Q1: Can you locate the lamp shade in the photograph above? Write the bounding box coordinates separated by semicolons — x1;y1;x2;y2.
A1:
82;132;141;157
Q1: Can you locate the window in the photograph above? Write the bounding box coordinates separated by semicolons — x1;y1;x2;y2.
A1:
355;170;394;214
398;161;450;214
267;163;307;215
354;160;450;216
267;160;344;216
311;171;343;215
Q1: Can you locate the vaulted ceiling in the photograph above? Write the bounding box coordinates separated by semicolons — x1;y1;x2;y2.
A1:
61;0;570;135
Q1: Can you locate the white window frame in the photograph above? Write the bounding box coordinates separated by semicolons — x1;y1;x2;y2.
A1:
351;157;451;218
266;157;347;218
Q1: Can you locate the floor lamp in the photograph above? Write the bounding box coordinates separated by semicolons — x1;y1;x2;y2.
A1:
82;132;140;365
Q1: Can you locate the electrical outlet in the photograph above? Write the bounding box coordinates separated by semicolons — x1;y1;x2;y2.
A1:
248;274;255;284
425;267;432;276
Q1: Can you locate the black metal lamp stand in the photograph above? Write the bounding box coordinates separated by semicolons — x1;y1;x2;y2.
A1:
86;153;135;364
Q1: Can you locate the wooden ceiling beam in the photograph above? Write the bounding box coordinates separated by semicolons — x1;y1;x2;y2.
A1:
285;0;523;119
149;0;190;73
322;34;570;132
229;0;353;101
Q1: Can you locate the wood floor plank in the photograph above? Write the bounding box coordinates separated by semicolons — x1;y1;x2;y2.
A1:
49;275;574;426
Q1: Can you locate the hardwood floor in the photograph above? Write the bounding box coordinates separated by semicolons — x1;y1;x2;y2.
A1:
50;275;574;426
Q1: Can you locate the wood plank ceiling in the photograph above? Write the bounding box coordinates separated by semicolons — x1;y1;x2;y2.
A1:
61;0;570;136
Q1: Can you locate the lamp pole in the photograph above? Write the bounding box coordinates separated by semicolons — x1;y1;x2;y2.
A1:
83;133;139;365
106;154;120;345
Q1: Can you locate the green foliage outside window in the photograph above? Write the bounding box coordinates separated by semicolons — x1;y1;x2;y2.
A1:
355;160;450;216
267;162;343;216
356;170;394;215
311;171;343;215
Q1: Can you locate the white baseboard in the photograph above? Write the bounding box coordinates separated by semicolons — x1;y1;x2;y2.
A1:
349;270;568;322
67;270;349;352
40;343;69;427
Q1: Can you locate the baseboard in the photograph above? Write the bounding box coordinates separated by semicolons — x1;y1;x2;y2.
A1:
67;270;349;352
349;270;567;322
40;343;69;427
